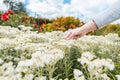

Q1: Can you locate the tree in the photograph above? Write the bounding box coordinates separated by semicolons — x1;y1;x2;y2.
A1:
3;0;27;14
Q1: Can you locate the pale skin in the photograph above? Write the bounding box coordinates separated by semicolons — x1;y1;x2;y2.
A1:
65;20;98;40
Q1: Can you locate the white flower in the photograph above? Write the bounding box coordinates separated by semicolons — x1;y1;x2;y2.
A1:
0;62;13;69
32;51;42;58
81;52;96;61
73;69;86;80
74;76;86;80
0;44;3;50
32;49;64;66
101;73;110;80
14;46;21;50
105;62;114;71
34;60;45;67
116;75;120;80
18;25;33;31
0;58;3;64
0;38;17;48
35;76;47;80
50;78;55;80
14;73;22;80
25;60;34;67
77;57;90;65
88;59;102;69
23;74;34;80
73;69;83;76
18;61;26;67
15;67;24;72
88;58;115;72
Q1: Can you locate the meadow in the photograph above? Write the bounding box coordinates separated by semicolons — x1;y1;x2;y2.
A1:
0;25;120;80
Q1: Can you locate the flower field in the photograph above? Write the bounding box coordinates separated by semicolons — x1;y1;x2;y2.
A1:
0;25;120;80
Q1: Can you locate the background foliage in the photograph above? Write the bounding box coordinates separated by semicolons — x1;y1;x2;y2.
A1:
0;0;120;35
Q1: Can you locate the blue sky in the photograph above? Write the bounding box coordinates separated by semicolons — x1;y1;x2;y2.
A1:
64;0;71;4
0;0;119;22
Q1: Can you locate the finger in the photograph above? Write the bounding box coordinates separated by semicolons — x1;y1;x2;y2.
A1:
67;32;74;40
66;31;71;38
65;31;72;39
72;37;78;40
72;35;79;39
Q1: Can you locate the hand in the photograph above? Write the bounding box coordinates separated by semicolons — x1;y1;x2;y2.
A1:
65;20;98;40
65;27;87;40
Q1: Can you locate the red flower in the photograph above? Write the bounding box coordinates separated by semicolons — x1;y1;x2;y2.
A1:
34;24;38;28
4;10;14;15
1;13;9;21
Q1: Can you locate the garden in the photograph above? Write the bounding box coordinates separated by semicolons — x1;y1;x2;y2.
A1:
0;0;120;80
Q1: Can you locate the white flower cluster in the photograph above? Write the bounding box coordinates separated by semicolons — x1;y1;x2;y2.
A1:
0;25;119;80
0;58;3;64
77;52;114;80
17;49;64;69
0;26;65;80
116;75;120;80
73;69;86;80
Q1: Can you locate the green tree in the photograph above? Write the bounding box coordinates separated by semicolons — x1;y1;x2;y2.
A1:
3;0;27;14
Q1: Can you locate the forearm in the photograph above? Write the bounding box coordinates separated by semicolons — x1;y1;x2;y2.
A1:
93;0;120;28
78;20;98;34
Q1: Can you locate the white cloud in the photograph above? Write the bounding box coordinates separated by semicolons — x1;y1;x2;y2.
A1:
0;0;8;11
26;0;64;18
69;0;118;18
25;0;118;21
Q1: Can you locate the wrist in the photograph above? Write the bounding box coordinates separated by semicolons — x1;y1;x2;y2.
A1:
83;20;98;33
91;20;98;30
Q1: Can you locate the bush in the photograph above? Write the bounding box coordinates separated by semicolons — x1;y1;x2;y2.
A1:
39;16;84;32
93;24;120;36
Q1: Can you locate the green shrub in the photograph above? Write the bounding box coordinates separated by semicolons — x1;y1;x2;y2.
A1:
93;24;120;36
